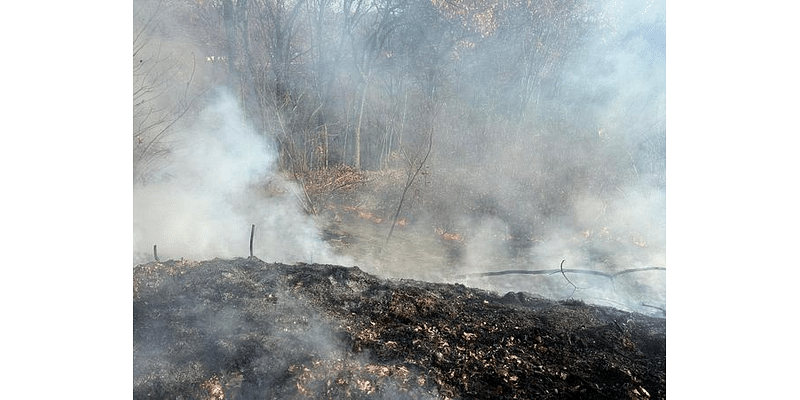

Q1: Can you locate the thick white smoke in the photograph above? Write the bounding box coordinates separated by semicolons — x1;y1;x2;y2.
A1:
133;89;350;266
442;0;666;314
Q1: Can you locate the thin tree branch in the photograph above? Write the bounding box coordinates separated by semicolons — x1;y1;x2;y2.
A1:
385;126;433;245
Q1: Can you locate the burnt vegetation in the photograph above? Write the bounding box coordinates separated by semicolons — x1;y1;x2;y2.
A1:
134;258;665;399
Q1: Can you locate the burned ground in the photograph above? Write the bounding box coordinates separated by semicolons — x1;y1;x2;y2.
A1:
133;257;665;399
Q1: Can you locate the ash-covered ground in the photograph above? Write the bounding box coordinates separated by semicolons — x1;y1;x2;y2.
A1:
134;257;665;399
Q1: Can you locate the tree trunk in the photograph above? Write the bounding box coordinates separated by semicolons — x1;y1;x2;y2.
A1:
222;0;237;85
354;81;366;170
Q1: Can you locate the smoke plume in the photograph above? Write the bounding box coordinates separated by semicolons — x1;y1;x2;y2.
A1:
133;89;349;266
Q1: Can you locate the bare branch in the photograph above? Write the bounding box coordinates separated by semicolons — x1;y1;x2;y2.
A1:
385;125;433;245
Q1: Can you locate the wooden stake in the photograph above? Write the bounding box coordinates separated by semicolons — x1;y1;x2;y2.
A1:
249;224;255;257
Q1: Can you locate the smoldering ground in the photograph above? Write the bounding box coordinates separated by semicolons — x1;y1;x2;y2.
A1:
133;259;443;398
133;258;666;399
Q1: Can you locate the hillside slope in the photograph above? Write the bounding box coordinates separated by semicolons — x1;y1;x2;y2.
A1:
134;257;665;399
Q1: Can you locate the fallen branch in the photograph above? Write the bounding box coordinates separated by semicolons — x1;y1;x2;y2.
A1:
460;266;665;280
611;267;667;277
640;303;666;316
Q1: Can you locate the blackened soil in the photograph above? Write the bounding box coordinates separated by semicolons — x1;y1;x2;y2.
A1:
134;257;665;399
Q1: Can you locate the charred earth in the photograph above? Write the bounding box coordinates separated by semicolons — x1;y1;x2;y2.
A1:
133;257;665;399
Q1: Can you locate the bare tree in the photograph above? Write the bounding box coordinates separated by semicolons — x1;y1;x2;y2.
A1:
133;0;203;185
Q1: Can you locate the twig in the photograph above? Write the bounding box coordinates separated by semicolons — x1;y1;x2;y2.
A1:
560;259;578;297
137;87;208;162
153;244;159;262
292;176;316;215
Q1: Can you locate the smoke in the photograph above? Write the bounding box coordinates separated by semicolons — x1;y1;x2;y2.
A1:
449;0;666;313
133;89;349;266
342;0;666;315
132;0;665;315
